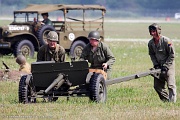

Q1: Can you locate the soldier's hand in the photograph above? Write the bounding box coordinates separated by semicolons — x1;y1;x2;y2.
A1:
160;66;169;78
161;66;169;72
102;63;108;70
154;65;160;69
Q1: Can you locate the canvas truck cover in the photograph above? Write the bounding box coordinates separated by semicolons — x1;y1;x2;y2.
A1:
14;4;106;14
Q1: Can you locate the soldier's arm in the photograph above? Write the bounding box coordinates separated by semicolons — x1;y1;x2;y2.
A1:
104;44;115;67
37;47;45;62
163;40;175;68
47;19;53;26
148;43;159;66
79;46;88;61
60;47;66;62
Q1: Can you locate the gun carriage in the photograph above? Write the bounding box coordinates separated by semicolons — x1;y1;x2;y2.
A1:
18;61;161;103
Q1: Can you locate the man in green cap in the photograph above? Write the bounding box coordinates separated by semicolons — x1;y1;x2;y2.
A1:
37;31;66;62
148;23;176;102
41;13;53;26
79;31;115;79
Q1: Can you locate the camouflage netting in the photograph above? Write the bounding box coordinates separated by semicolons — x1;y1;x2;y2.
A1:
0;70;27;81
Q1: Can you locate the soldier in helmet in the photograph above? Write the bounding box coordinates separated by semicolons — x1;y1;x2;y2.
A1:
148;23;176;102
41;12;53;26
79;31;115;79
37;31;65;62
16;54;31;74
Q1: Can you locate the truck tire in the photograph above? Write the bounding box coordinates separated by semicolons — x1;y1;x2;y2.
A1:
14;40;34;57
70;41;86;60
18;75;36;104
89;73;107;102
37;25;56;45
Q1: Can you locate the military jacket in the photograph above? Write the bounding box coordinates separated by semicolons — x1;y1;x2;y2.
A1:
42;18;53;25
80;42;115;69
37;44;65;62
148;35;175;69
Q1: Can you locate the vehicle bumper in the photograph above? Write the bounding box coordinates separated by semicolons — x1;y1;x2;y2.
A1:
0;39;11;48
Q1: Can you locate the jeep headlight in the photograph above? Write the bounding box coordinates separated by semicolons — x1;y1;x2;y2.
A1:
3;30;11;36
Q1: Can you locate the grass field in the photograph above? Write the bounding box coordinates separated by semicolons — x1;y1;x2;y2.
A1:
0;20;180;119
105;22;180;39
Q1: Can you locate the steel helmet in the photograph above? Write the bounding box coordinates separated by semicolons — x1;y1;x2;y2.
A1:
148;23;161;35
47;31;58;41
88;31;100;41
16;54;26;65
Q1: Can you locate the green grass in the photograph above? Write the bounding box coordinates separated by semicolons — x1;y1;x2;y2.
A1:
105;22;180;39
1;20;180;39
0;20;12;27
1;20;180;119
1;41;180;119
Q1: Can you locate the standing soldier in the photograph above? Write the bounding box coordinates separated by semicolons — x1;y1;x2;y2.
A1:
79;31;115;79
148;23;176;102
16;54;31;74
37;31;66;62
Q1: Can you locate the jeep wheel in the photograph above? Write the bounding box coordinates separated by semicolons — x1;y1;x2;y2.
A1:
14;40;34;57
89;73;107;102
19;75;36;104
70;41;86;60
37;25;56;45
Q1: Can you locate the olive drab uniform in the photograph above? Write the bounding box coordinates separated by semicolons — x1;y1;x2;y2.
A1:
42;18;53;26
79;42;115;79
148;36;176;102
19;62;31;74
37;44;65;62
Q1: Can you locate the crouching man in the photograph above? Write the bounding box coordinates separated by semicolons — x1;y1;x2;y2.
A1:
79;31;115;80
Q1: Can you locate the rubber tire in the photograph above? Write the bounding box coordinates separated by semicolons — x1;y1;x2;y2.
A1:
14;40;34;57
19;75;35;104
89;73;107;102
37;25;56;45
47;97;58;102
70;40;86;60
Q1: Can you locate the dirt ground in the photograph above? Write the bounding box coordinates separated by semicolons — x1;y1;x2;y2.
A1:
0;69;27;81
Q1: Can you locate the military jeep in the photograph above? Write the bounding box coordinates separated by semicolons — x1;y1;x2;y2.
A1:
0;4;106;57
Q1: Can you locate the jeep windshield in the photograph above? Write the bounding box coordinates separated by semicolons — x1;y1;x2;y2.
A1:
13;12;38;23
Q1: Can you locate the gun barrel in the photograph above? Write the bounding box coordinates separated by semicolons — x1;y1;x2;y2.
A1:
44;73;64;93
106;68;161;86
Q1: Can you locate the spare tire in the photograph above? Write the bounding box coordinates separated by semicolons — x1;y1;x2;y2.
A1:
70;40;87;60
37;25;56;45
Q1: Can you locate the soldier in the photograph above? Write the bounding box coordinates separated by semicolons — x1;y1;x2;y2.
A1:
79;31;115;79
37;31;66;62
41;12;53;26
148;23;176;102
16;54;31;74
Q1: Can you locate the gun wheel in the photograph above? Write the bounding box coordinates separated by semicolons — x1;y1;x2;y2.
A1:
18;75;36;104
89;73;107;102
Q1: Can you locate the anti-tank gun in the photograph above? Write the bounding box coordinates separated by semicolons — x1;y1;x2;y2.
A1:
18;61;161;103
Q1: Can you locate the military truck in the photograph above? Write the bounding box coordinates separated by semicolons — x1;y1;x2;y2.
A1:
0;4;106;58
